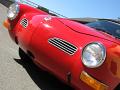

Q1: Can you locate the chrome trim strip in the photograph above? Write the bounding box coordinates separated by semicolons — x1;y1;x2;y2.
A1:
81;42;106;68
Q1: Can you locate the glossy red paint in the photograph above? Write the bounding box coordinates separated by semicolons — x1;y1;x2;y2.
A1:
4;3;120;90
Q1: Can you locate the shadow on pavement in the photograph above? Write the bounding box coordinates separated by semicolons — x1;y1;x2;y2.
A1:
14;57;74;90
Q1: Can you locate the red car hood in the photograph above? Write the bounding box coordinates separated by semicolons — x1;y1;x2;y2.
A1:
58;18;120;44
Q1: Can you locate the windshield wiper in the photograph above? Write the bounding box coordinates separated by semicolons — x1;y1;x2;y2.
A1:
91;27;114;36
91;27;120;39
90;27;107;32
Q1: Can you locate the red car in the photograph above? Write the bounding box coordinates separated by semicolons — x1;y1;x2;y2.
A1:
3;2;120;90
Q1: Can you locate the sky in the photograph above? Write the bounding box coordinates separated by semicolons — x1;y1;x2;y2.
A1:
19;0;120;19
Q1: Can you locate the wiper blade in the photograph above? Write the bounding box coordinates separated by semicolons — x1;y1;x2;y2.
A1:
90;26;107;33
92;27;120;39
91;27;114;35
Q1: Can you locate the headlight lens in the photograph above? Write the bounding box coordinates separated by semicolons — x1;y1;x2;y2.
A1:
82;42;106;68
7;3;19;20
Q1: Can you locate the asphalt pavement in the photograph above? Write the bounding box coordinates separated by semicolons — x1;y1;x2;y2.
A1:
0;3;73;90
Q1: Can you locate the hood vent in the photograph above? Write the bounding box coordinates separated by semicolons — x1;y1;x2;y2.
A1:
48;37;77;55
20;18;28;28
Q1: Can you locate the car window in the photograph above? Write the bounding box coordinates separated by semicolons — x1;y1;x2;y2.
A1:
86;20;120;39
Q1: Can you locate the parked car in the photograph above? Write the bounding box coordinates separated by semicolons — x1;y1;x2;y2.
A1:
3;2;120;90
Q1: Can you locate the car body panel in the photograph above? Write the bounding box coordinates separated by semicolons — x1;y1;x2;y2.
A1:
4;3;120;90
58;18;120;45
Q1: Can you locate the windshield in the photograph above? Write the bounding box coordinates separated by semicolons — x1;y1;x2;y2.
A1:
86;20;120;39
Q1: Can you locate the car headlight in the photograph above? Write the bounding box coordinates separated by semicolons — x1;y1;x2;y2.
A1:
7;3;19;20
82;42;106;68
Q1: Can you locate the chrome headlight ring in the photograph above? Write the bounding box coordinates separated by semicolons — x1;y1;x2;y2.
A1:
7;3;19;20
82;42;106;68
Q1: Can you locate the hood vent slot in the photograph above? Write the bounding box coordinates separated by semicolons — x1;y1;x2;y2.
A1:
48;38;77;55
20;18;28;28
